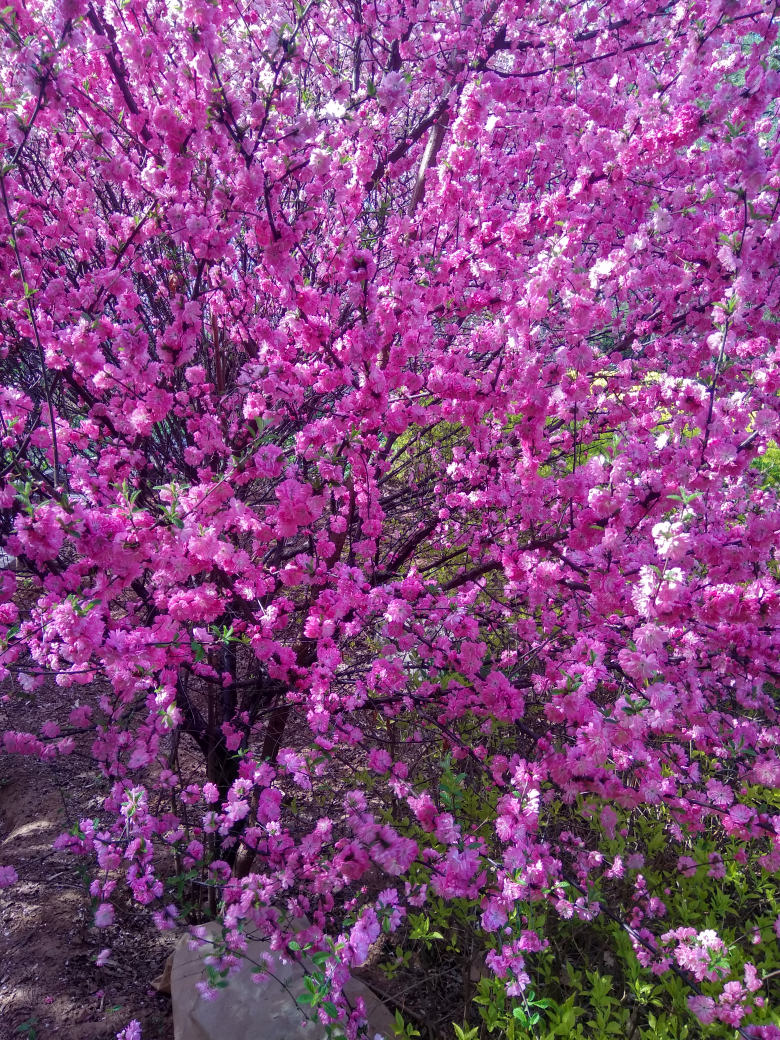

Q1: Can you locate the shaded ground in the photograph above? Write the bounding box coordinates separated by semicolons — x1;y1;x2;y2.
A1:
0;703;175;1040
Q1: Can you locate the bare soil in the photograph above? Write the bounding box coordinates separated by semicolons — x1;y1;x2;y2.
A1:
0;693;175;1040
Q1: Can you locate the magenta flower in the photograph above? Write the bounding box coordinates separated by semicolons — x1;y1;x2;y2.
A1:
0;865;18;889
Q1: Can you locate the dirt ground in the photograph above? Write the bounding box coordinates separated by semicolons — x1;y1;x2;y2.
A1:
0;695;175;1040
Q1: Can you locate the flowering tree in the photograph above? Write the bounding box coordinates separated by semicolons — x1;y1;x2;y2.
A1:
2;0;780;1034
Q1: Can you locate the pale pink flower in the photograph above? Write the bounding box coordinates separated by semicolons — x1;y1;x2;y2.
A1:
117;1020;142;1040
687;995;716;1024
0;865;18;888
94;903;115;928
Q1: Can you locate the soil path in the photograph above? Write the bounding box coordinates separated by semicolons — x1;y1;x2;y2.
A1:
0;747;175;1040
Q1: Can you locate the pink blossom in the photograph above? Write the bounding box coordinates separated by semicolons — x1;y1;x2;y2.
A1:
195;981;221;1002
377;72;409;113
729;804;755;825
367;748;392;773
676;856;698;878
434;813;461;845
744;963;763;993
0;865;18;888
116;1022;142;1040
347;908;380;966
94;903;115;928
371;834;418;876
687;995;716;1025
600;805;618;840
707;853;726;879
408;792;437;831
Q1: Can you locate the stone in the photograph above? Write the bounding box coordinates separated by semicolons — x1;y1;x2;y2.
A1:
170;922;395;1040
151;951;174;995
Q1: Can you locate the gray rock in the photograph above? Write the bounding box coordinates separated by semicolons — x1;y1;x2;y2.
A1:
151;951;174;994
171;921;395;1040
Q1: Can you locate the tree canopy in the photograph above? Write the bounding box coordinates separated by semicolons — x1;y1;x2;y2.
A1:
2;0;780;1035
